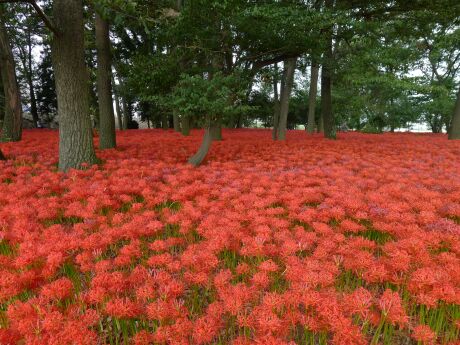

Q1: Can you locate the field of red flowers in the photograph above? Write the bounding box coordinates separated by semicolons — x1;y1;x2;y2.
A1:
0;129;459;345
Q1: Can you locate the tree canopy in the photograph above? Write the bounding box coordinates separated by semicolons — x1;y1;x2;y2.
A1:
0;0;459;166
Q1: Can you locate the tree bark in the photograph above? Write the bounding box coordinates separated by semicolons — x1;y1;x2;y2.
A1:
188;125;214;167
122;99;130;130
0;10;22;142
173;111;181;132
276;57;296;141
448;87;460;139
95;12;116;149
181;116;190;136
112;75;123;130
307;62;319;134
51;0;97;171
272;63;280;140
321;63;334;138
236;114;243;128
162;113;169;129
26;30;38;127
318;114;324;133
0;148;5;160
321;0;336;139
27;70;38;127
211;117;222;141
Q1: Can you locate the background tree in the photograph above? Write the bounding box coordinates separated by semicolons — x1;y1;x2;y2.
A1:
95;10;116;149
8;3;42;127
0;4;22;142
35;44;57;125
449;88;460;139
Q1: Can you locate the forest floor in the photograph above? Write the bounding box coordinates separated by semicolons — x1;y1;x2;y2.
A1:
0;129;459;345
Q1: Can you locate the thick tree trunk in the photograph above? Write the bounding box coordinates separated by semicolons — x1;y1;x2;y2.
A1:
51;0;97;171
277;57;296;141
448;87;460;140
181;116;190;136
95;13;116;149
307;62;319;134
321;65;334;139
321;0;336;139
272;63;280;140
0;149;5;160
0;12;22;142
188;125;214;167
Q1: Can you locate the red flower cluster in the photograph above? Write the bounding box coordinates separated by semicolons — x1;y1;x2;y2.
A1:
0;129;459;344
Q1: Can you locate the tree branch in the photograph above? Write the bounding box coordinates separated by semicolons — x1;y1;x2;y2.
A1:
0;0;58;35
251;53;300;73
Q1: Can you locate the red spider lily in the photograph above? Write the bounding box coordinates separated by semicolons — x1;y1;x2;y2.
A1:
412;324;437;344
0;130;459;344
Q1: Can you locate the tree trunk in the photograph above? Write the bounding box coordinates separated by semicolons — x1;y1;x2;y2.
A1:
321;0;335;139
188;125;214;167
277;57;296;141
430;116;442;133
27;73;38;127
307;62;319;134
173;111;181;132
0;10;22;142
0;148;5;160
122;99;130;130
51;0;97;171
112;75;123;130
162;113;169;129
321;64;334;139
236;114;243;128
26;30;38;127
448;87;460;140
318;114;324;133
272;63;280;140
0;70;3;124
181;116;190;136
211;117;222;141
95;13;116;149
